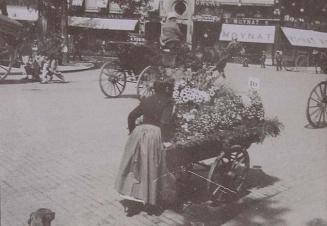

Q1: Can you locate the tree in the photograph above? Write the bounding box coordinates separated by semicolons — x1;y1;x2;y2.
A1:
112;0;150;16
0;0;8;15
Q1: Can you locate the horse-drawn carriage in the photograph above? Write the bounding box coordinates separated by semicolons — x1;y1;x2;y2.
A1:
98;40;244;98
0;14;23;80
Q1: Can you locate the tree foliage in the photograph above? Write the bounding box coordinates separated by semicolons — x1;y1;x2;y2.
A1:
112;0;150;16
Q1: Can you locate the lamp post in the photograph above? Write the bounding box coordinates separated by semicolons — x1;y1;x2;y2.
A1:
273;0;282;65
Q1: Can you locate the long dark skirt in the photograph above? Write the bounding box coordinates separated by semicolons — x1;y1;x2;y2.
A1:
115;125;177;206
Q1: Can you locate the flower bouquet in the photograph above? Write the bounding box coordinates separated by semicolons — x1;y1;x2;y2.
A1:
165;72;283;166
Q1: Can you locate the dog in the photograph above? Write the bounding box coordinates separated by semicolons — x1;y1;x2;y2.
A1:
28;208;55;226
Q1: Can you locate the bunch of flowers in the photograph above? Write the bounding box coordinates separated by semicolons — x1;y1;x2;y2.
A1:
173;80;210;105
173;84;266;142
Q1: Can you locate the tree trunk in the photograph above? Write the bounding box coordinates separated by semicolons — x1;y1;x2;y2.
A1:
0;0;8;16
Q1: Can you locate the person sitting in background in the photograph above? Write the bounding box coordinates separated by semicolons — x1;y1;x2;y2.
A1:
40;55;65;84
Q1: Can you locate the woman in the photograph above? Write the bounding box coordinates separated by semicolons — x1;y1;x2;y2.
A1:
115;79;177;216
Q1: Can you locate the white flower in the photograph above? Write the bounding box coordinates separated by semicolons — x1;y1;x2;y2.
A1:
241;95;252;107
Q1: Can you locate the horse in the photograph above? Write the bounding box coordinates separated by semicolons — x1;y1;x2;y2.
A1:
203;41;245;78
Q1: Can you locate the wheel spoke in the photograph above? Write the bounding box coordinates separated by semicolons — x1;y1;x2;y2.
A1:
310;107;321;117
313;89;322;99
117;81;125;87
310;97;321;104
317;110;323;126
115;83;121;93
0;65;9;71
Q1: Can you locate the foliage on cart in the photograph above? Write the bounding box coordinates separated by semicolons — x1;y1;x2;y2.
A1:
165;119;282;168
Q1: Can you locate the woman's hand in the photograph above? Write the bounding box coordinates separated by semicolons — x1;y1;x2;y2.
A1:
163;142;172;148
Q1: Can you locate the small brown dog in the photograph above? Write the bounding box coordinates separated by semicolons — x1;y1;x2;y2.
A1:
28;208;55;226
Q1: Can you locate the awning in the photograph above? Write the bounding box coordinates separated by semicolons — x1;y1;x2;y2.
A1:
281;27;327;49
196;0;273;6
219;24;275;44
72;0;84;6
238;0;274;6
68;16;138;31
7;5;38;21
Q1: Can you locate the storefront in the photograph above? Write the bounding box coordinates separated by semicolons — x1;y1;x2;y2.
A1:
193;14;222;47
192;0;278;63
68;16;140;55
280;27;327;65
219;23;276;63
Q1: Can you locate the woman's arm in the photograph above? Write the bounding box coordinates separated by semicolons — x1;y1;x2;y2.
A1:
128;104;143;133
160;102;175;142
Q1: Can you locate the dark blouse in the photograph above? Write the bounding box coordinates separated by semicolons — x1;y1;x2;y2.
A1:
128;93;175;141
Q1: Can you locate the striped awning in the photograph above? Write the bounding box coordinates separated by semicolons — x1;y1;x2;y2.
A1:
196;0;274;6
282;27;327;49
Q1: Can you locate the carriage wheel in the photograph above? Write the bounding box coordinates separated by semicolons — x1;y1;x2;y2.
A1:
0;41;17;80
136;66;163;99
306;81;327;128
207;146;250;202
99;61;127;98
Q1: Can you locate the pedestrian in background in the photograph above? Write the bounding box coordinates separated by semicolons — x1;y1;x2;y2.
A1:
312;49;320;74
73;34;83;61
260;50;266;68
275;50;283;71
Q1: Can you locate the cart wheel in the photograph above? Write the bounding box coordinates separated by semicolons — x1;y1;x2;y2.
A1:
306;81;327;128
99;61;126;98
0;42;17;80
137;66;163;99
207;146;250;202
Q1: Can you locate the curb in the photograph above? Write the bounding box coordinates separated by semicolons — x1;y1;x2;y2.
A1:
7;63;97;76
58;63;97;73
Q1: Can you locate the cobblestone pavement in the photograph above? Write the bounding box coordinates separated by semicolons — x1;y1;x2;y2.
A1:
0;65;326;226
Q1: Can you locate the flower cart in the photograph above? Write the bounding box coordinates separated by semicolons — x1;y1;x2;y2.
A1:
163;75;282;202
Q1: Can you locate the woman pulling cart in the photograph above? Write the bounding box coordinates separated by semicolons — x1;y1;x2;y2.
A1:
115;79;178;216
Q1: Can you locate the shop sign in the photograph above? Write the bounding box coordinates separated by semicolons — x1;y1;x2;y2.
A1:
219;24;276;44
224;18;276;25
248;77;260;90
193;14;221;22
7;5;38;21
195;0;239;6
